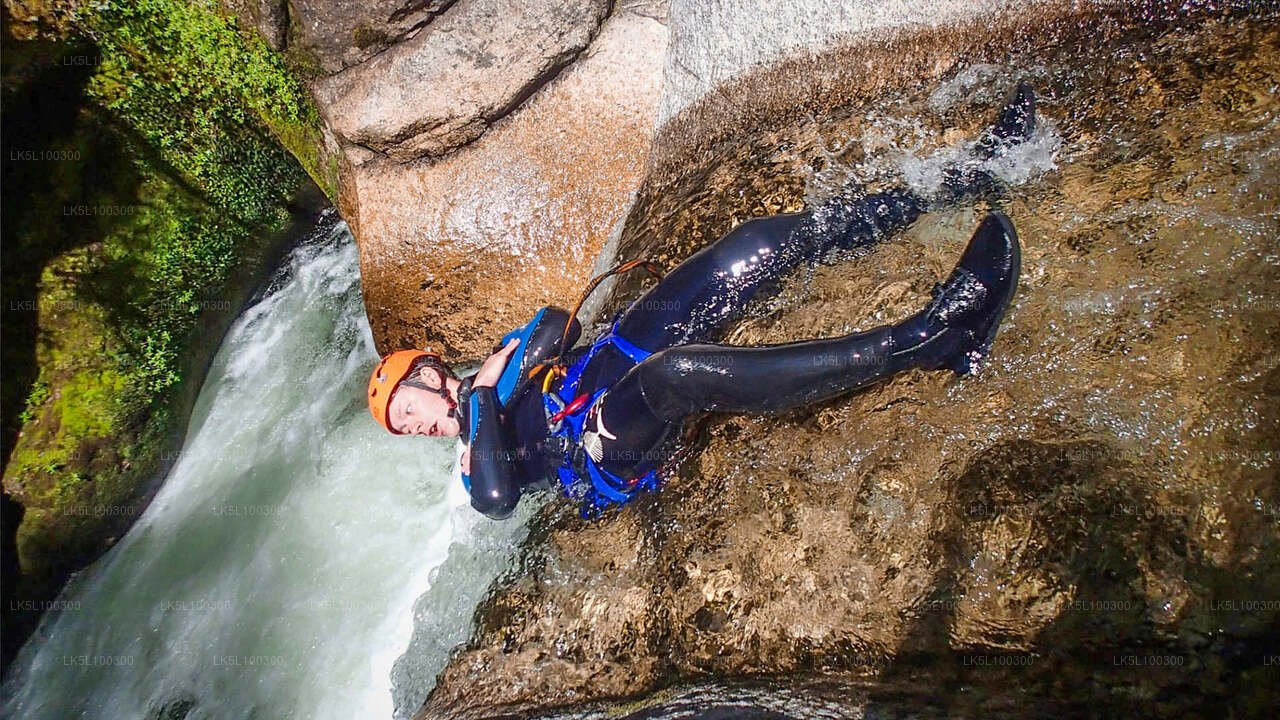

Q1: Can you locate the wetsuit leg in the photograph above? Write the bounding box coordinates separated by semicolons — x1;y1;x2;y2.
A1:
588;212;1021;480
580;83;1038;478
571;190;924;397
612;80;1037;355
615;189;926;352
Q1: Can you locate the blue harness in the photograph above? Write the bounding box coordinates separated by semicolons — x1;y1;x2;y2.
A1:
542;322;661;516
460;310;661;515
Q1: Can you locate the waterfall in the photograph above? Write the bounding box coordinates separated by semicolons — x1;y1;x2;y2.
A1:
1;214;533;719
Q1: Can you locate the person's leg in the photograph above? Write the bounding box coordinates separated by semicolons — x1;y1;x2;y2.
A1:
587;211;1021;480
614;80;1037;353
573;190;923;397
615;189;925;352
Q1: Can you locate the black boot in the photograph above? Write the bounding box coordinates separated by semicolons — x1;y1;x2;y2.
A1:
978;80;1037;158
941;81;1038;201
889;210;1022;374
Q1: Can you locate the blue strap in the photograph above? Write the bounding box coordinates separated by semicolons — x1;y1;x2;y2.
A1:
557;333;609;401
607;323;653;364
540;321;658;510
585;456;634;504
461;393;482;492
467;394;481;445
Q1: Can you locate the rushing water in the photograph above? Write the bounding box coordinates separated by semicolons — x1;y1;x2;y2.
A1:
0;216;534;719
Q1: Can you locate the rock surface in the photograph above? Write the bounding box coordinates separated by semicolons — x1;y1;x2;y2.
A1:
221;0;288;51
286;0;453;72
348;2;668;360
311;0;611;160
255;0;654;361
415;6;1279;718
2;0;78;39
658;0;1023;125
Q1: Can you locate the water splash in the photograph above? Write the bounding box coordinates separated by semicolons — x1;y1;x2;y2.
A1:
896;117;1063;198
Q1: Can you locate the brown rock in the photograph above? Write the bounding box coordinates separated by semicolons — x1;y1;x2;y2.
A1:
350;5;668;360
284;0;453;72
2;0;79;40
311;0;611;160
415;8;1280;717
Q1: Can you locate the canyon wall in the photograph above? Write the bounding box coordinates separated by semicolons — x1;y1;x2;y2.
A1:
223;0;671;360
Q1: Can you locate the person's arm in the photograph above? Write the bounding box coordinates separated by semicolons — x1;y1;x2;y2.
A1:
465;387;522;519
464;340;522;520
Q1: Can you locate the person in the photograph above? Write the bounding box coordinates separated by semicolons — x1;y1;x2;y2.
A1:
367;84;1035;519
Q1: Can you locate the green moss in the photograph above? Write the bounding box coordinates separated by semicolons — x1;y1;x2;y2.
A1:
351;24;389;50
1;0;327;626
17;377;50;426
56;370;127;440
77;0;335;203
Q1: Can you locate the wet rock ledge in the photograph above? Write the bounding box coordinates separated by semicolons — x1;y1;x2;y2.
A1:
220;0;671;360
415;4;1279;718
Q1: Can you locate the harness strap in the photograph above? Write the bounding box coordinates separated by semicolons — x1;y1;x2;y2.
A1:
586;457;635;504
524;259;667;514
400;377;460;422
551;259;664;365
608;330;653;364
540;322;663;514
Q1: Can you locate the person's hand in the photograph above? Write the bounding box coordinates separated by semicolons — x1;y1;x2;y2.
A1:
472;338;518;388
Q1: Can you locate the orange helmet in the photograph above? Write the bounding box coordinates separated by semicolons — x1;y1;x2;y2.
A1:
368;350;437;434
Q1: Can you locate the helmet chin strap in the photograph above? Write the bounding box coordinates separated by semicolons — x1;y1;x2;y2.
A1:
400;378;461;424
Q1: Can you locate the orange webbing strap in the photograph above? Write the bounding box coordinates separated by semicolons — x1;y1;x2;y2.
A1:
547;258;664;367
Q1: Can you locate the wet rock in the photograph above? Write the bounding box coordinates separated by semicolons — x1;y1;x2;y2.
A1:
658;0;1009;126
415;7;1279;718
279;0;650;360
284;0;452;72
311;0;611;160
2;0;78;40
351;4;668;359
221;0;288;51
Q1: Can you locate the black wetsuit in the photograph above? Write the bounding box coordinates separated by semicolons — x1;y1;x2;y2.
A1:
457;83;1034;519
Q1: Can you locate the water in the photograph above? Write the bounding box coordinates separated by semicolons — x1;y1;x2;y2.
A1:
0;215;534;719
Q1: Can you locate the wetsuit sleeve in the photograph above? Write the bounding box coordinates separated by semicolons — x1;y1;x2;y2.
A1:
465;386;523;520
493;306;581;402
521;306;580;367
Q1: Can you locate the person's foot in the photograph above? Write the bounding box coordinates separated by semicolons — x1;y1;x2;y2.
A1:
919;211;1022;374
978;81;1037;158
938;82;1038;201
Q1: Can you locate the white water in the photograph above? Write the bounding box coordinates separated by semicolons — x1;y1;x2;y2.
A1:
1;215;534;719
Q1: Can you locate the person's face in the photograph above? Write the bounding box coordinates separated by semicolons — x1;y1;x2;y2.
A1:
387;366;461;437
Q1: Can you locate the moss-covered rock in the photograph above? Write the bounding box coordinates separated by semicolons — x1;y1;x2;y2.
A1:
1;0;327;667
